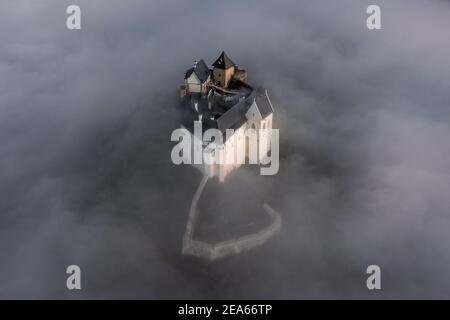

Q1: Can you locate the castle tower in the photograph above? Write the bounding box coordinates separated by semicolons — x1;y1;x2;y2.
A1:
212;51;235;88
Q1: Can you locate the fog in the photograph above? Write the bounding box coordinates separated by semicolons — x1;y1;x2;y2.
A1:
0;0;449;298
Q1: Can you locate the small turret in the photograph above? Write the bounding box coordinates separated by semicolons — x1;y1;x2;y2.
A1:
212;51;236;88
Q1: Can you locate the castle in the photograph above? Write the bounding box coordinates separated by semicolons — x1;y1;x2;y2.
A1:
179;51;274;182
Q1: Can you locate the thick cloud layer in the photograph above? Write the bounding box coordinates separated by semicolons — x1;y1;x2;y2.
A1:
0;0;449;298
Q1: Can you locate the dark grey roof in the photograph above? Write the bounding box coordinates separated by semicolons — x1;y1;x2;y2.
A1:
254;88;274;118
213;89;274;137
184;59;211;82
180;88;274;143
212;51;236;69
217;99;248;133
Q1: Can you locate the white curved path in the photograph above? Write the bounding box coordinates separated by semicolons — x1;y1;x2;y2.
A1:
182;175;281;261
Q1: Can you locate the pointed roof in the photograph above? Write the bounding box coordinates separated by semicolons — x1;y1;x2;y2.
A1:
184;59;211;83
212;51;236;69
